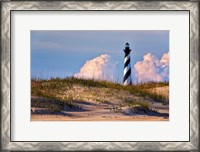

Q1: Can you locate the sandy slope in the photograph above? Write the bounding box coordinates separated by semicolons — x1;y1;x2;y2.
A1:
31;115;168;121
146;86;169;98
31;80;169;121
31;97;169;121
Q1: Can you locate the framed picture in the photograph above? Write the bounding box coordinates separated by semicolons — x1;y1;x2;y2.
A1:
1;0;199;151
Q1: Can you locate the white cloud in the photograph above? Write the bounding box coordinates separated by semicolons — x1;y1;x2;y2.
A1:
74;52;169;84
74;54;117;82
134;52;169;83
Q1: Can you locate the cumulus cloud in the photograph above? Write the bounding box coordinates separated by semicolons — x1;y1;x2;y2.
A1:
134;52;169;83
74;54;117;81
74;52;169;84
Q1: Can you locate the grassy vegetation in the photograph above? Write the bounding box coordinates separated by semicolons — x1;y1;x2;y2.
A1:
123;98;150;109
31;98;63;113
96;98;110;104
122;97;151;113
32;77;168;102
31;83;82;113
31;77;169;113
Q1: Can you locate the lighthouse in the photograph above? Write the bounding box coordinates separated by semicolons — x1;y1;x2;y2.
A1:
123;43;132;86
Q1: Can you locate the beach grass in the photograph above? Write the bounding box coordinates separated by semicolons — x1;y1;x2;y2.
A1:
31;77;169;113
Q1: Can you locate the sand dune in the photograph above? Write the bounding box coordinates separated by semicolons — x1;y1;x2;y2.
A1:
31;78;169;121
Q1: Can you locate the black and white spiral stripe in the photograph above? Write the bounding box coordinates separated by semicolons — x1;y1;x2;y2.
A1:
123;53;132;85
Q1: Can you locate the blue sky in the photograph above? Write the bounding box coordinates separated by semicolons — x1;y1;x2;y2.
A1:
31;30;169;80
